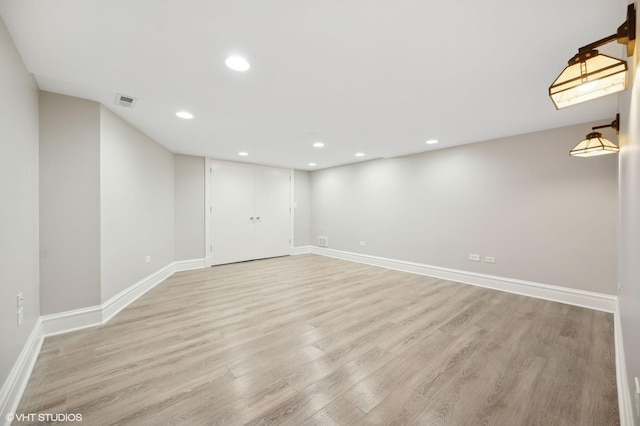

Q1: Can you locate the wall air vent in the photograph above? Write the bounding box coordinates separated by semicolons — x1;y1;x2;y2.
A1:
317;236;328;247
115;94;137;108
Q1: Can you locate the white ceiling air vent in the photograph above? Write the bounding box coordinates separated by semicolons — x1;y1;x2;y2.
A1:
115;94;137;108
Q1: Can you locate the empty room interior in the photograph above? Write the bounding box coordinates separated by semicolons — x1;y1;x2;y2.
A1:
1;1;640;425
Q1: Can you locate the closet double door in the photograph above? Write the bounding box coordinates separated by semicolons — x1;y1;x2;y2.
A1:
210;160;291;265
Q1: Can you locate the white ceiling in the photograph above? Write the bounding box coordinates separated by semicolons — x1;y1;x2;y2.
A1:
0;0;629;170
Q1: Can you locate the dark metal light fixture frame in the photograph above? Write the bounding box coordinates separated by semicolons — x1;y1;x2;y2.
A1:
549;3;636;109
570;114;620;157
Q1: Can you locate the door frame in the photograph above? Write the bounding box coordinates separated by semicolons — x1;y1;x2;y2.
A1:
205;158;212;267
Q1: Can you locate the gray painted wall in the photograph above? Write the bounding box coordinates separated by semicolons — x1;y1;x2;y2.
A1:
618;18;640;425
294;170;311;247
39;92;101;315
175;154;205;260
0;16;40;393
311;123;617;294
100;106;175;302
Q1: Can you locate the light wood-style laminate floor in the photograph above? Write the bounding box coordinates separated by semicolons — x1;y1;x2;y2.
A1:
17;254;618;425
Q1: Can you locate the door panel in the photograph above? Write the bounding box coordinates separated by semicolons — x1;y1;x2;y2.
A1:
254;165;291;260
210;161;256;265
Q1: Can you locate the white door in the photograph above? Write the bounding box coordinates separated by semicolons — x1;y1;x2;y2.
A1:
254;165;291;260
210;161;256;265
210;160;291;265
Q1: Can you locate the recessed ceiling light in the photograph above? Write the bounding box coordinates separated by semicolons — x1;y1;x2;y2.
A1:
176;111;194;119
238;152;249;156
355;152;365;157
313;142;325;148
225;56;250;72
425;139;439;145
308;162;317;167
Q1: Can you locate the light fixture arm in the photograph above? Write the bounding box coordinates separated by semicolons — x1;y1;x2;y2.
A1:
578;34;619;53
591;113;620;134
579;4;636;57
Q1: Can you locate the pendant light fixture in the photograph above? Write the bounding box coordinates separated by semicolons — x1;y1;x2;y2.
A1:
549;4;636;109
570;114;620;157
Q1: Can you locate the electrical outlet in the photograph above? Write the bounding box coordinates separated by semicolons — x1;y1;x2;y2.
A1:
145;256;151;263
17;308;23;326
360;241;366;247
469;253;480;262
484;256;496;264
17;292;23;309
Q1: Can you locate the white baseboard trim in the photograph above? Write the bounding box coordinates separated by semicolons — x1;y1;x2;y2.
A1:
40;305;102;337
1;319;43;426
174;258;207;272
310;247;617;313
292;246;313;255
614;304;633;426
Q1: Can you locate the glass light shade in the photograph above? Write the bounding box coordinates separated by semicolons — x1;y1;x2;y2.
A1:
549;51;627;109
570;132;620;157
